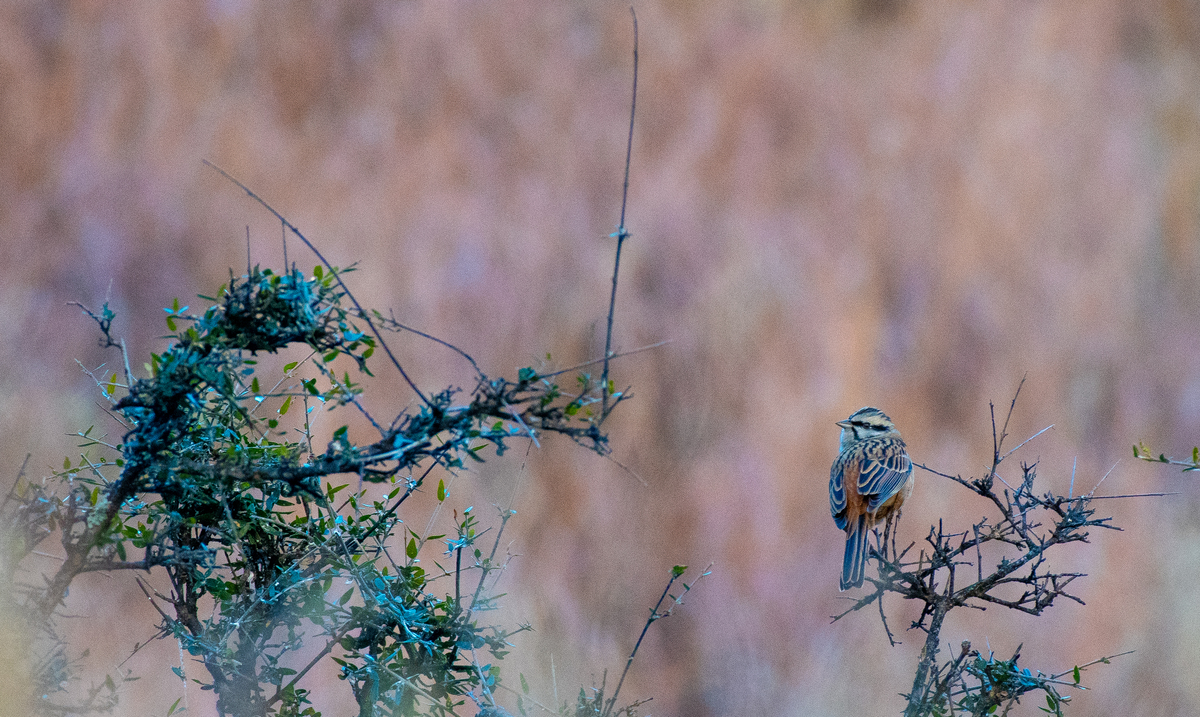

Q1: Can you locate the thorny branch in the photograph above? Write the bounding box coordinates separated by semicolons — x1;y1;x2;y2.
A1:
831;382;1124;716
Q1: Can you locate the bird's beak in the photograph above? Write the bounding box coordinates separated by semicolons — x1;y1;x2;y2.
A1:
835;420;851;428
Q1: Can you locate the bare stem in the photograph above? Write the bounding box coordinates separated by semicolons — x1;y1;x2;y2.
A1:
602;6;638;418
201;159;431;408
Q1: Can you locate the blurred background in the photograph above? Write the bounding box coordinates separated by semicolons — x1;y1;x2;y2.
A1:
3;0;1200;714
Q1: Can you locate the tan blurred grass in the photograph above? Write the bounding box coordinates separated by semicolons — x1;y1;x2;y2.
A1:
3;0;1200;715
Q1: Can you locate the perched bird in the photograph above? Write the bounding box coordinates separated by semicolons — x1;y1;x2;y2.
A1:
829;407;914;591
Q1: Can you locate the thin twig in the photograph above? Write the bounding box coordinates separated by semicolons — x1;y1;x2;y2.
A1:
540;340;671;380
601;5;638;418
602;563;707;717
202;160;431;408
999;424;1054;463
379;309;484;379
1087;460;1121;498
1090;492;1178;499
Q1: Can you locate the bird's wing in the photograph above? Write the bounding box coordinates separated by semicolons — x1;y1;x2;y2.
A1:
857;439;913;511
829;455;851;530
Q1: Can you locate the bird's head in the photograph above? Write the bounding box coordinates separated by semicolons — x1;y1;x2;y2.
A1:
837;406;901;449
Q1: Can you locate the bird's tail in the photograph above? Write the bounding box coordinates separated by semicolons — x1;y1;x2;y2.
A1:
840;514;869;591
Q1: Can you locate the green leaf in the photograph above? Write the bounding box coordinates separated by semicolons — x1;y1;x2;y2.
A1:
1073;665;1081;684
520;672;529;694
313;265;324;279
672;565;687;577
337;587;354;606
283;361;299;373
1132;444;1139;458
406;537;418;559
1193;447;1198;465
437;479;447;502
279;395;293;416
250;377;260;394
63;456;70;470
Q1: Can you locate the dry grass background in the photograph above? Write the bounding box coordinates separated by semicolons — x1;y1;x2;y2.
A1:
4;0;1200;715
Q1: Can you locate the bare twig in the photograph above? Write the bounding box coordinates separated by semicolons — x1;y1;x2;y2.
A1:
201;160;431;408
601;6;638;419
602;563;710;717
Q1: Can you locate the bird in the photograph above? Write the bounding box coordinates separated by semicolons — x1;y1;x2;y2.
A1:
829;407;914;591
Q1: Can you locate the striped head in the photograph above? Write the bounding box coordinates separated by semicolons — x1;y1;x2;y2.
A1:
836;407;901;451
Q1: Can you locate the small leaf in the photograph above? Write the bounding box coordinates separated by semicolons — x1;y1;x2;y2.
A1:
406;537;418;559
672;565;687;577
251;377;260;394
1073;665;1081;684
338;587;354;606
1132;444;1139;458
520;672;529;694
63;456;70;470
279;395;293;416
283;361;299;373
437;479;447;502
